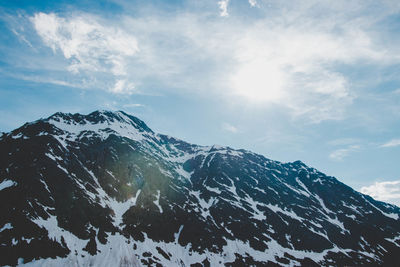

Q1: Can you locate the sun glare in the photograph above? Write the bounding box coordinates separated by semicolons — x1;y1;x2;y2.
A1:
231;59;286;103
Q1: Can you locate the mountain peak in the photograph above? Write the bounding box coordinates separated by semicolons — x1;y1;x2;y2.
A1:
42;110;154;143
48;110;152;132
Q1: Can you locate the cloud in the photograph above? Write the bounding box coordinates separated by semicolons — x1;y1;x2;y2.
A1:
30;12;139;94
123;10;376;122
228;21;387;122
111;79;136;94
327;138;361;146
222;122;238;133
361;180;400;206
7;1;400;122
248;0;258;7
218;0;230;17
11;28;33;48
123;103;144;108
329;145;360;161
381;139;400;148
0;71;85;89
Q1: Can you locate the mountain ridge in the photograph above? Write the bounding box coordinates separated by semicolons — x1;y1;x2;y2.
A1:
1;110;399;266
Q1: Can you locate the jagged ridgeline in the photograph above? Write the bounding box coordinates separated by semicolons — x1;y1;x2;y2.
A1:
0;110;399;266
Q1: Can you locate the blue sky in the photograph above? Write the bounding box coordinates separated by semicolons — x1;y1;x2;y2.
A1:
1;0;400;205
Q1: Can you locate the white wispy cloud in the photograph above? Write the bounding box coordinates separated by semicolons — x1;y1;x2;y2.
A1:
381;139;400;148
30;12;139;94
0;71;87;89
329;145;360;161
111;79;136;94
11;28;33;48
218;0;230;17
222;122;238;133
361;180;400;206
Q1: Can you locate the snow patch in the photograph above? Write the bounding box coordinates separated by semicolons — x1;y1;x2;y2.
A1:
0;179;17;191
153;190;163;213
110;189;142;227
364;197;399;220
0;223;12;232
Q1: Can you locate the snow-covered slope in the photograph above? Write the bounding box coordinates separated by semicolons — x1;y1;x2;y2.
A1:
0;110;399;266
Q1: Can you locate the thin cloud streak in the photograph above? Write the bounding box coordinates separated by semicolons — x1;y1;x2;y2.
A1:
381;139;400;148
222;122;238;133
123;103;145;108
329;145;360;161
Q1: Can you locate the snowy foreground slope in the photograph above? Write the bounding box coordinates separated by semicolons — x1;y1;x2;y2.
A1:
0;110;399;266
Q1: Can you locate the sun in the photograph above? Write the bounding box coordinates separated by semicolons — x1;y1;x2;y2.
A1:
231;58;286;103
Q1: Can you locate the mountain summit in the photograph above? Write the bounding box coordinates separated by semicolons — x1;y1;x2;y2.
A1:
1;110;399;266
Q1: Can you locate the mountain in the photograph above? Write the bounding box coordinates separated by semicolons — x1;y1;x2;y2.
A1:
0;110;399;266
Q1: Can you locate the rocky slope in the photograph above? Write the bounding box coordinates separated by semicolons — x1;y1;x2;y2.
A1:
0;110;399;266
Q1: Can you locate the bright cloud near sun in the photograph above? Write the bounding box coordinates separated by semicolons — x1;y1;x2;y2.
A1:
231;57;287;103
228;23;384;122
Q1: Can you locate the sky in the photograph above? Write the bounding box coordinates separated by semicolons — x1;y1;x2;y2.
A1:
0;0;400;206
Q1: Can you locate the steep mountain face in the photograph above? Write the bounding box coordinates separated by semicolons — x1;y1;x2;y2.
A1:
0;110;399;266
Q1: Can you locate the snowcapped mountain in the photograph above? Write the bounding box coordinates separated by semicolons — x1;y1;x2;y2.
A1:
0;110;399;266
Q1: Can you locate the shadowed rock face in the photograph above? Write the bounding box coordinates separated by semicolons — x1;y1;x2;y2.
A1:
0;110;399;266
